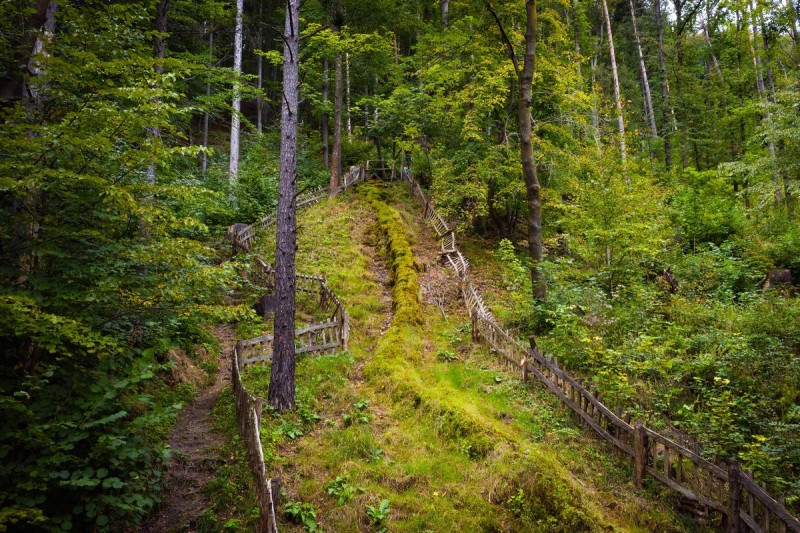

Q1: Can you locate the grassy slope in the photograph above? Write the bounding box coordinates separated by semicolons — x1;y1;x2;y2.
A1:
235;182;708;532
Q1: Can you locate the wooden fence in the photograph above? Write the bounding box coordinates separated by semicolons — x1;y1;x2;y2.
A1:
232;342;280;533
394;166;800;533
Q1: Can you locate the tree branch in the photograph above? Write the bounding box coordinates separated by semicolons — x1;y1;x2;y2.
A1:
485;0;520;78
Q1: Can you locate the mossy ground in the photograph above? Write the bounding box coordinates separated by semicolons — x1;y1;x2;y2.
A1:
230;182;712;532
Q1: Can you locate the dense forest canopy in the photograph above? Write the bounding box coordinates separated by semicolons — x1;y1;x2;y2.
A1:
1;0;798;529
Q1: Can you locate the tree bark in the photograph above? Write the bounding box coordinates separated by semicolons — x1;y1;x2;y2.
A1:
442;0;449;27
202;29;213;177
486;0;545;302
145;0;168;186
229;0;244;191
601;0;626;162
330;12;343;196
269;0;301;412
630;0;657;138
322;58;329;169
257;0;264;134
346;52;352;140
655;0;672;169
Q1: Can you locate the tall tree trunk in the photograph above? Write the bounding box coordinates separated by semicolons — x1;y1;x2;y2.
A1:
601;0;627;161
146;0;168;186
346;52;352;140
257;0;264;134
202;29;213;177
322;58;330;169
700;11;723;80
630;0;657;138
486;0;545;302
269;0;301;413
229;0;244;192
747;2;781;205
329;14;343;195
655;0;672;169
442;0;449;27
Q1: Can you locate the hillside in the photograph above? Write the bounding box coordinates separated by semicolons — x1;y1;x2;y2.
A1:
205;181;710;532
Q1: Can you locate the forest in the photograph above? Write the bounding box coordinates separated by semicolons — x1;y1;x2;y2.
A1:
1;0;799;530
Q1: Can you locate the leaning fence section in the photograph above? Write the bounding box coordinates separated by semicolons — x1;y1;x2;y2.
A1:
395;168;800;533
232;342;280;533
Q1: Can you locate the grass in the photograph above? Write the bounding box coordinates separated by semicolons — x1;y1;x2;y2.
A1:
229;182;713;532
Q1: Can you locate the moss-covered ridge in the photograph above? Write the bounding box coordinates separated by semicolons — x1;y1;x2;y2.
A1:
362;183;614;531
362;183;422;326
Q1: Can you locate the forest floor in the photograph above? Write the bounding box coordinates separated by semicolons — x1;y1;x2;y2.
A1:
141;325;234;532
211;182;713;532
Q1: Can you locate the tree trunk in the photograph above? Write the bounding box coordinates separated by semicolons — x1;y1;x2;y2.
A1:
700;11;723;80
442;0;449;27
746;2;781;205
322;58;329;168
269;0;301;413
655;0;672;169
146;0;168;186
202;29;213;177
601;0;627;162
346;52;352;140
330;23;343;195
630;0;657;138
229;0;244;192
257;0;264;134
486;0;545;302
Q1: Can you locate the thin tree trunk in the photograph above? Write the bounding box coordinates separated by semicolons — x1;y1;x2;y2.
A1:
601;0;626;162
346;52;352;140
700;12;723;80
655;0;672;169
229;0;244;191
322;58;329;168
146;0;168;186
330;52;342;193
202;29;213;177
257;0;264;134
747;3;781;204
630;0;657;138
269;0;301;412
442;0;449;27
486;0;545;302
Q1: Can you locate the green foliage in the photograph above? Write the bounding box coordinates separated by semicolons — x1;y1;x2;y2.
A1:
365;498;391;530
284;501;318;532
325;475;359;505
342;399;372;426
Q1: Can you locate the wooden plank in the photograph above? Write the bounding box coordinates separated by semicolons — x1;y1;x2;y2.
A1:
740;510;766;533
527;363;634;456
528;349;633;434
646;467;728;514
644;428;728;480
738;473;800;532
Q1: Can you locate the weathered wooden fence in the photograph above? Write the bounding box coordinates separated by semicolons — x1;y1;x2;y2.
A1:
394;165;800;533
226;168;363;531
232;342;280;533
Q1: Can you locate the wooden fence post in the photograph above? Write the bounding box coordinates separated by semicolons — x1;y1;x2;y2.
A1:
728;460;743;533
521;357;528;383
470;309;479;342
634;420;646;488
266;477;281;532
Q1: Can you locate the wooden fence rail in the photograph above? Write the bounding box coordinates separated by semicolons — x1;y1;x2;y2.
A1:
232;342;280;532
395;169;800;533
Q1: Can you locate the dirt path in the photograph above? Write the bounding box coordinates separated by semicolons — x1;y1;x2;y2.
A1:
141;324;235;532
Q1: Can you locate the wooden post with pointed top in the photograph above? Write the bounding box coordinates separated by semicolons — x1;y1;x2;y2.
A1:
634;420;646;488
470;308;479;342
728;460;743;533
